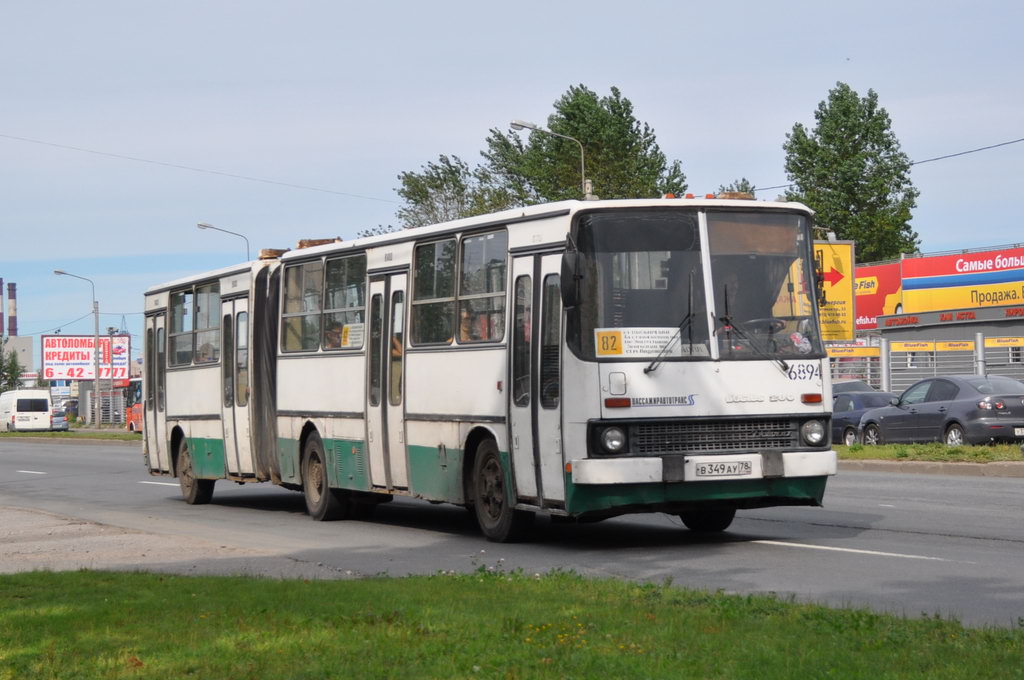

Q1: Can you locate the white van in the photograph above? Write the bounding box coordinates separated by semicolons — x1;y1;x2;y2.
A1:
0;389;53;432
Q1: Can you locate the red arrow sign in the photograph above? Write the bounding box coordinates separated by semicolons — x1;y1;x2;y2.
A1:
822;267;844;286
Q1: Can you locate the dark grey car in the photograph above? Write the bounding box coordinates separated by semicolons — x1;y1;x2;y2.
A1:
832;391;897;446
859;375;1024;446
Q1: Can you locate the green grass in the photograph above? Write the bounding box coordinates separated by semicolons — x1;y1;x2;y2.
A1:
838;442;1024;463
1;570;1021;679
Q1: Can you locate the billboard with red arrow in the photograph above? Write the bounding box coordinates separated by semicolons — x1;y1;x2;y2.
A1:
814;241;856;342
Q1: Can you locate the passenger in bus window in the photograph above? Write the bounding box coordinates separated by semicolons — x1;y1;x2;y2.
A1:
459;308;476;342
324;323;344;349
197;342;217;363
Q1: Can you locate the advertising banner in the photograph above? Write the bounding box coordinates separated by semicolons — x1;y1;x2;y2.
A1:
814;241;856;342
40;334;131;381
901;247;1024;313
854;261;903;330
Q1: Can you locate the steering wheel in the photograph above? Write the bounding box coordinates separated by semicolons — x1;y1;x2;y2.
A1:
739;317;787;333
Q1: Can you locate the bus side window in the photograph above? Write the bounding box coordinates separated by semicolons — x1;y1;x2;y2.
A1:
457;231;508;343
411;239;456;345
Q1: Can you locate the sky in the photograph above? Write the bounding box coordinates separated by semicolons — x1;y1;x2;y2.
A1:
2;0;1021;368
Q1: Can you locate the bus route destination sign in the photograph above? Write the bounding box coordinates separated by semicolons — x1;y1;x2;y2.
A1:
594;328;708;358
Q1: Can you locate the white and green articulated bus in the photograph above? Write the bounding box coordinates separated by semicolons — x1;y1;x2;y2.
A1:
143;196;837;542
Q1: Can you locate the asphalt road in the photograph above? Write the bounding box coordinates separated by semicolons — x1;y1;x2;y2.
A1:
2;438;1022;628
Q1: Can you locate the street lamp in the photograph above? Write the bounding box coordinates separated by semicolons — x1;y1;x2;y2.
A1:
510;119;595;200
197;222;251;261
53;269;101;427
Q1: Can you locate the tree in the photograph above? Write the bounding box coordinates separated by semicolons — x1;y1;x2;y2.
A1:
0;339;24;392
355;224;402;239
783;82;920;262
484;85;686;202
718;178;756;195
394;85;687;228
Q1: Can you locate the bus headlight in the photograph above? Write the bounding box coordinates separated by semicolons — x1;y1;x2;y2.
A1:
800;419;826;446
600;426;627;454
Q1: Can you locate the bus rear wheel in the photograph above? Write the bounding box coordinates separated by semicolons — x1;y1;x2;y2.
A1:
679;508;736;533
302;432;348;521
472;440;531;542
177;438;214;505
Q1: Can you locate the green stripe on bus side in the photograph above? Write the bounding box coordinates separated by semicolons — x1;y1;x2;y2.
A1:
407;444;465;503
564;475;829;516
186;437;226;479
325;437;371;492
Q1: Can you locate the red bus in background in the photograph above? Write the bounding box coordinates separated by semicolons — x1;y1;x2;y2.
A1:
124;377;143;433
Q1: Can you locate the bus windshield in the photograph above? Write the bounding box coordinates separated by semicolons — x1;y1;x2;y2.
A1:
567;208;824;362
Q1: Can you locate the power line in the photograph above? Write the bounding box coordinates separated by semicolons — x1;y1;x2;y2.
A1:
909;137;1024;166
0;133;399;204
754;136;1024;194
17;311;144;338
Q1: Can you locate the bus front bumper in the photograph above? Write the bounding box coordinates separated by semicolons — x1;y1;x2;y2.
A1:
569;450;837;485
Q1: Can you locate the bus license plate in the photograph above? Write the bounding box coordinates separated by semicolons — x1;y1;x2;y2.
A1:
695;461;753;478
1015;428;1024;437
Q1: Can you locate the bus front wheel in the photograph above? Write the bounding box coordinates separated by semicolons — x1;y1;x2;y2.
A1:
302;432;348;521
679;508;735;533
177;439;214;505
472;440;532;542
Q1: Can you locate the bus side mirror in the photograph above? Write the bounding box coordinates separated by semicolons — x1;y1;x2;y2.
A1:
815;268;827;305
561;245;579;309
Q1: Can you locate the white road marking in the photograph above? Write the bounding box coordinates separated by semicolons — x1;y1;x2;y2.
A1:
16;470;47;475
139;481;179;487
752;539;949;562
878;504;896;508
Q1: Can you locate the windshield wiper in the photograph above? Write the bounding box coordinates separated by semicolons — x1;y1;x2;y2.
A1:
644;313;693;374
645;270;697;375
717;314;790;374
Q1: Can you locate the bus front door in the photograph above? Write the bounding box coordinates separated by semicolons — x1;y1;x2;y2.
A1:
220;297;255;476
144;312;169;472
366;273;409;491
509;254;564;505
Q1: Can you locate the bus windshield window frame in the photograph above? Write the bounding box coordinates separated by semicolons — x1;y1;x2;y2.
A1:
565;207;824;363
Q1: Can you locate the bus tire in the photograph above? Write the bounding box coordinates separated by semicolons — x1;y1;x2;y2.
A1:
679;508;735;533
471;439;532;542
177;438;214;505
302;432;348;521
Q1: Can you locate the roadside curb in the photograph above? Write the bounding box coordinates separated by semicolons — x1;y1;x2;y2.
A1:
839;460;1024;478
0;436;139;447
